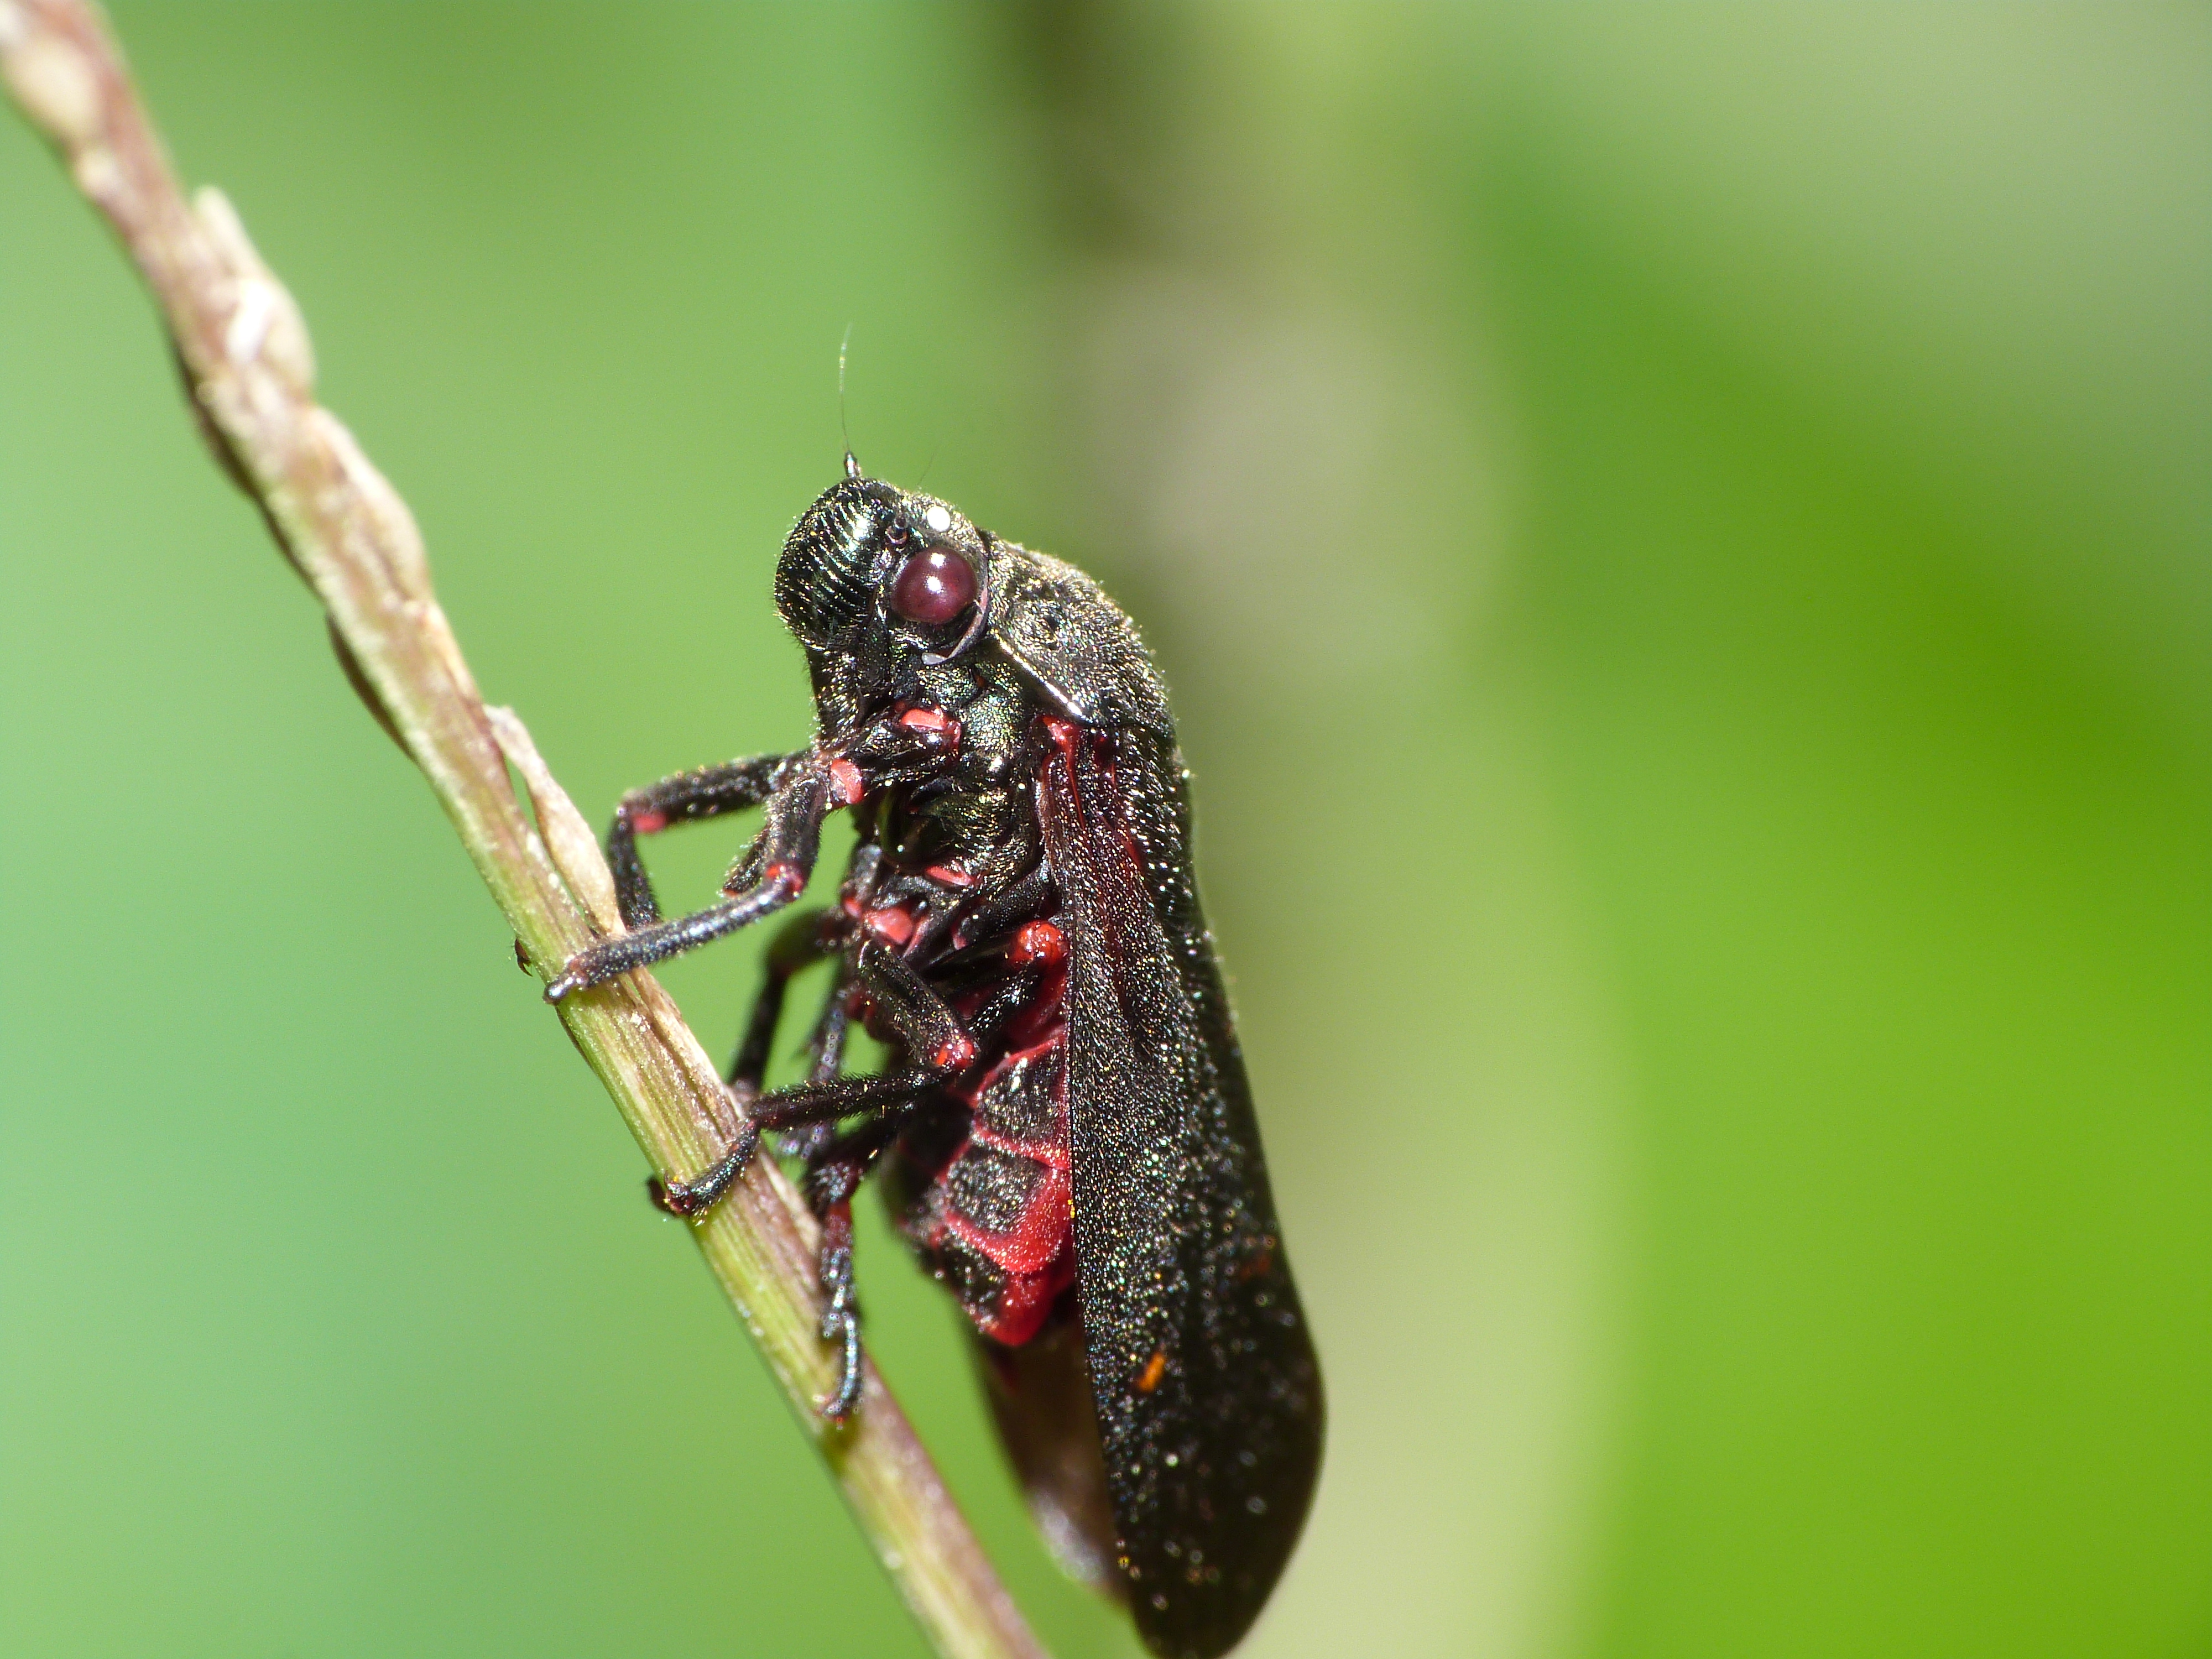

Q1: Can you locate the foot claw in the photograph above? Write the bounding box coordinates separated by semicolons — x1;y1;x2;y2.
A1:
644;1125;760;1219
818;1309;864;1418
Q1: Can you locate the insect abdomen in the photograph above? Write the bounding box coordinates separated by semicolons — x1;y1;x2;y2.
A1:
901;974;1077;1347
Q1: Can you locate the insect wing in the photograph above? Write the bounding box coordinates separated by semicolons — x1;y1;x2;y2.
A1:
1039;719;1323;1659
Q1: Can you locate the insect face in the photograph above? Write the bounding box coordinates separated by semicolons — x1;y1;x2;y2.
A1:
776;474;989;673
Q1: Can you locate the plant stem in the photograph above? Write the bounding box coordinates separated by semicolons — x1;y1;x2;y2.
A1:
0;5;1046;1656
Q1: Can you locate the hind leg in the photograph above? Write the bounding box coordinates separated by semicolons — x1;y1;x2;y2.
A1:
800;1115;904;1418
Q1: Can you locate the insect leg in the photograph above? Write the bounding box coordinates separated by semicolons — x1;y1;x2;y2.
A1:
642;909;837;1217
545;769;830;1001
851;942;983;1073
606;754;790;928
749;1067;940;1130
960;963;1045;1049
646;1117;762;1219
725;908;836;1093
800;1115;903;1419
649;950;866;1218
943;860;1055;956
745;948;1039;1138
774;959;858;1162
805;971;854;1085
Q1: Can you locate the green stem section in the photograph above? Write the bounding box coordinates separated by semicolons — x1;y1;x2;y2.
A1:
0;5;1045;1656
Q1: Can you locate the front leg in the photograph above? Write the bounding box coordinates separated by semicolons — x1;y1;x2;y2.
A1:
607;753;789;928
545;760;831;1002
549;713;959;1003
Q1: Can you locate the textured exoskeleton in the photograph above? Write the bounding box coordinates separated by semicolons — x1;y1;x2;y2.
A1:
546;460;1323;1659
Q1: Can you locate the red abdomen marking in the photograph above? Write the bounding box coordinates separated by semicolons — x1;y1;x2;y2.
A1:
904;970;1077;1347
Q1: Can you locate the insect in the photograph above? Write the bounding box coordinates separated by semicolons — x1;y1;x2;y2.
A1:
544;458;1323;1659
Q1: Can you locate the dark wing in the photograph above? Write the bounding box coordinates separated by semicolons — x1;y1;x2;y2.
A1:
1039;718;1324;1659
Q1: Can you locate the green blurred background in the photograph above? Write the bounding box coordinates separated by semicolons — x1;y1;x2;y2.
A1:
4;6;2206;1656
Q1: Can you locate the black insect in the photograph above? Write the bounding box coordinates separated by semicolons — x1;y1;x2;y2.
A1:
545;458;1323;1659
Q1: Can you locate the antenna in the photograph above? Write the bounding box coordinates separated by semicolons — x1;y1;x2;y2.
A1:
838;325;859;479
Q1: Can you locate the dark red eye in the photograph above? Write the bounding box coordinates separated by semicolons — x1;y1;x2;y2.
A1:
889;548;976;627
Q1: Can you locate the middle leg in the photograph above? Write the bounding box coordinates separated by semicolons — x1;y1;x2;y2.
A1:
769;959;859;1164
647;905;832;1218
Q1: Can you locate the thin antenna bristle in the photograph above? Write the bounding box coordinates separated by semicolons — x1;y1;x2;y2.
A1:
838;325;858;478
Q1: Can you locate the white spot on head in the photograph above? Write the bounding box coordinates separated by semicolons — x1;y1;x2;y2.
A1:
923;504;952;535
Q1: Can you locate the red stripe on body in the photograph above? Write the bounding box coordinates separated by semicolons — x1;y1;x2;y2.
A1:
943;1010;1076;1345
962;1036;1073;1170
946;1163;1072;1279
978;1245;1076;1347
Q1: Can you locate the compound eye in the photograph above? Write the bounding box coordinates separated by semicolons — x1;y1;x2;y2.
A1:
889;547;976;627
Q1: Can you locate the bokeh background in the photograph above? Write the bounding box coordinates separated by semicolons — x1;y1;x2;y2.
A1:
4;6;2205;1657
